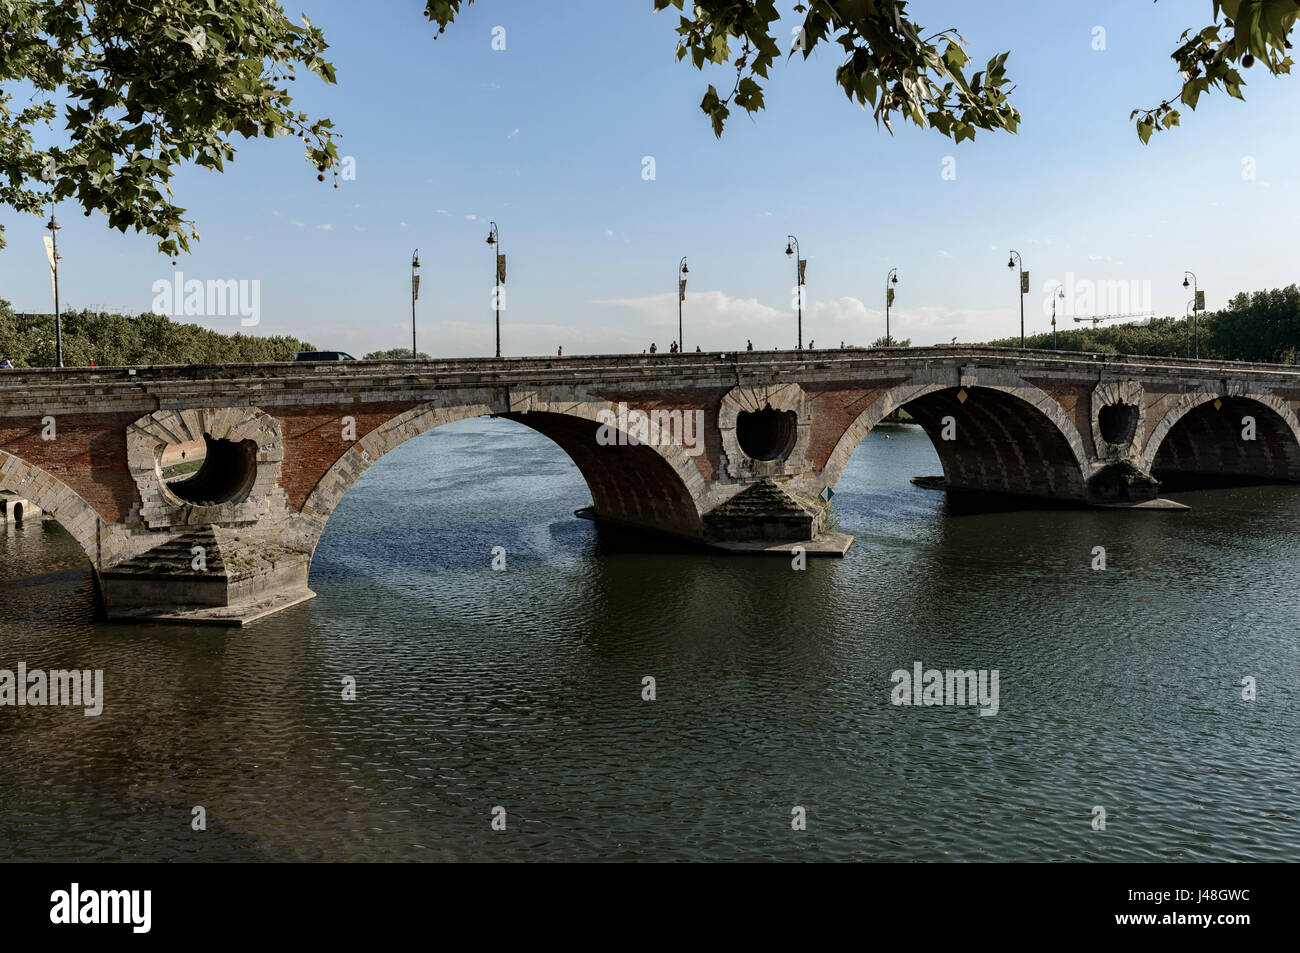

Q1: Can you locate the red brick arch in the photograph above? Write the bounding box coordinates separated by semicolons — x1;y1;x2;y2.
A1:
1143;392;1300;482
0;449;108;564
817;374;1090;500
291;396;709;557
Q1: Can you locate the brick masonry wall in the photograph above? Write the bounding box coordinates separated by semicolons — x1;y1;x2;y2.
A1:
802;381;905;469
0;411;139;523
277;401;420;511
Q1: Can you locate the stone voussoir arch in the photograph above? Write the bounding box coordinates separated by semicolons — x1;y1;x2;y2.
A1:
0;449;115;565
126;406;287;529
290;389;710;555
817;368;1091;491
1138;384;1300;474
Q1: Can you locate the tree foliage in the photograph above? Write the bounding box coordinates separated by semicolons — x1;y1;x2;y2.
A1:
0;298;312;366
2;1;1297;260
983;286;1300;364
0;0;338;255
1133;0;1299;143
362;347;432;360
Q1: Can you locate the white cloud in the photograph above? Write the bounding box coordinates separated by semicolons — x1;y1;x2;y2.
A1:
290;219;305;227
465;214;478;221
507;128;519;140
436;209;450;215
317;223;334;231
938;249;952;258
399;221;408;228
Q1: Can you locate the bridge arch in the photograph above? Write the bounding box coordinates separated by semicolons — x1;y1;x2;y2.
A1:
819;374;1091;499
0;449;109;564
292;395;708;555
1141;390;1300;483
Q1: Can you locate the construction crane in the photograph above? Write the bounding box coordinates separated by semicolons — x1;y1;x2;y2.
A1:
1072;311;1153;328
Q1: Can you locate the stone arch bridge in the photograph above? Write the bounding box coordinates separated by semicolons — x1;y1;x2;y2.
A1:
2;347;1297;623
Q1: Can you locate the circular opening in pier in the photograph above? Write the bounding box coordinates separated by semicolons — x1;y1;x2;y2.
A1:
1098;402;1139;446
736;405;798;461
161;434;257;506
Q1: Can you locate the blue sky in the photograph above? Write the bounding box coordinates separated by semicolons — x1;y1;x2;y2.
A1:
1;0;1296;355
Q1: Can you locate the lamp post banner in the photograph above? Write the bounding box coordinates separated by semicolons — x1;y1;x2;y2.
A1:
42;236;56;298
497;254;506;284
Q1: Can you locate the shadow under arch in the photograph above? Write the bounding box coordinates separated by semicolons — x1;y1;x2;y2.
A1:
297;400;707;559
820;380;1090;500
0;448;108;565
1143;393;1300;484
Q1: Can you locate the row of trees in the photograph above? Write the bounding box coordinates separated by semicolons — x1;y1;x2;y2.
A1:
0;300;312;366
983;285;1300;364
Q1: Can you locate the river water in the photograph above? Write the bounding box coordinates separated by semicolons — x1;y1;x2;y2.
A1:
2;417;1297;861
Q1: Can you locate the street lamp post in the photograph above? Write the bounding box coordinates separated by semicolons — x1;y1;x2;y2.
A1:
1008;250;1026;348
1185;298;1195;358
1049;282;1064;350
410;249;420;359
885;268;899;346
785;235;804;350
487;222;502;358
1182;271;1200;359
46;208;63;368
678;256;689;353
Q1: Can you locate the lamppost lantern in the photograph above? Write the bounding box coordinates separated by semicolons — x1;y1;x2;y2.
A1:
1183;270;1200;358
488;222;502;358
1008;249;1026;348
410;248;420;359
885;267;899;347
45;206;64;368
785;235;803;349
677;255;689;353
1049;282;1065;350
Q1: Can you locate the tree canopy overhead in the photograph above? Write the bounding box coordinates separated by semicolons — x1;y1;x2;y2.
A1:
1;1;1296;257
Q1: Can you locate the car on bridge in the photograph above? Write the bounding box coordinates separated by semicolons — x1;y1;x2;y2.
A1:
294;351;356;362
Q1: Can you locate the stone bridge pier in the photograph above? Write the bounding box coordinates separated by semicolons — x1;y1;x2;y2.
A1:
1;348;1297;624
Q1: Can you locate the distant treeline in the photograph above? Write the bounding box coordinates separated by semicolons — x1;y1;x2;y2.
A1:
0;300;313;367
5;284;1298;368
983;285;1300;364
